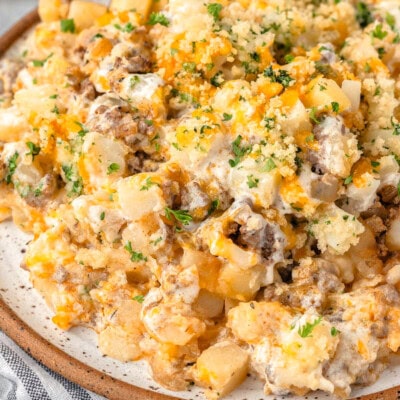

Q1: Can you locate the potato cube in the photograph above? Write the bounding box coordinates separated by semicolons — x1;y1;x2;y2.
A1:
38;0;69;22
110;0;152;19
195;342;249;399
68;1;107;31
302;77;351;112
98;325;142;361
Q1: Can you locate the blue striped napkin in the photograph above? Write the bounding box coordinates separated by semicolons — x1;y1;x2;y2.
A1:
0;331;106;400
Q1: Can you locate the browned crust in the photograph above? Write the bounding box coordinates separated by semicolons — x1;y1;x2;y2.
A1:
0;9;399;400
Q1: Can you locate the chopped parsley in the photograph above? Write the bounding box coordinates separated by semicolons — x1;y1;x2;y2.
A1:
183;62;196;73
60;18;75;33
148;12;170;27
133;295;145;303
356;2;373;28
125;241;148;262
264;116;275;130
26;142;41;160
247;175;259;188
371;24;388;40
309;107;321;124
51;105;60;115
331;327;340;336
207;3;223;21
210;71;224;87
371;160;380;168
297;316;322;338
391;117;400;135
208;199;220;216
164;207;193;225
344;175;353;185
107;163;120;175
263;66;294;88
114;22;135;33
284;54;294;64
386;13;396;29
100;211;105;221
5;152;19;184
222;113;233;121
74;121;88;137
262;157;277;172
140;177;159;191
32;52;53;67
331;101;339;113
62;164;83;196
228;135;251;167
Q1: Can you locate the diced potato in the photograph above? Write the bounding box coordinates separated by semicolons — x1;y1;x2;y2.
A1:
80;132;127;188
195;342;249;399
143;304;205;346
0;107;30;142
109;0;152;18
302;77;351;112
341;80;361;111
181;247;221;293
38;0;69;22
386;217;400;251
98;325;142;361
68;0;107;31
206;230;260;269
117;173;166;221
193;289;224;319
14;85;60;120
217;264;264;301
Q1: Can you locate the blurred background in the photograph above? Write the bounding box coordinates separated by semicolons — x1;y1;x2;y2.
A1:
0;0;37;34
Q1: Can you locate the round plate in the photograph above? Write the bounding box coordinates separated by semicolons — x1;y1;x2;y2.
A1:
0;10;399;400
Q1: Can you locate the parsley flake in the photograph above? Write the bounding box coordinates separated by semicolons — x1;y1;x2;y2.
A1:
208;199;220;216
222;113;233;121
107;163;120;175
148;12;170;26
26;142;41;160
32;52;53;67
140;177;159;191
228;135;251;167
60;19;76;33
164;207;193;225
298;316;322;338
247;175;259;188
207;3;223;21
263;158;277;172
125;241;148;262
133;295;145;303
372;24;388;40
331;327;340;336
331;101;339;113
344;175;353;185
356;2;373;28
5;152;19;184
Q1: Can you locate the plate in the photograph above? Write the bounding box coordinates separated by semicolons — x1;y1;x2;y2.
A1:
0;10;400;400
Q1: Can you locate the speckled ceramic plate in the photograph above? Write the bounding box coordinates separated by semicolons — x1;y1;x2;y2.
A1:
1;10;400;400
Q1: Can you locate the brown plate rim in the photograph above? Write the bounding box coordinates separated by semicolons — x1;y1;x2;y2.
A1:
0;9;398;400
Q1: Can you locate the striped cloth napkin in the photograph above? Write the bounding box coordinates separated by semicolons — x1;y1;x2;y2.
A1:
0;331;106;400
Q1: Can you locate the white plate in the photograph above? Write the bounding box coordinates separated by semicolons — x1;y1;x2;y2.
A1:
1;220;400;399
